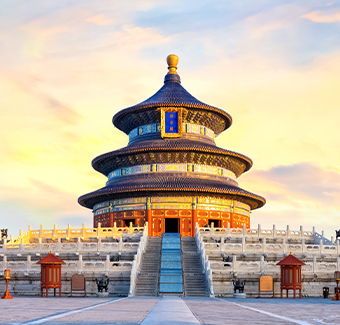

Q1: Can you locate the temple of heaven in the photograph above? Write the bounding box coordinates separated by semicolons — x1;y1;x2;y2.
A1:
78;55;265;237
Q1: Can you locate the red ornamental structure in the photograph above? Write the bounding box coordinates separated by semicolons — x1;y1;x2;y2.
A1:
37;253;65;297
78;54;265;237
277;253;305;299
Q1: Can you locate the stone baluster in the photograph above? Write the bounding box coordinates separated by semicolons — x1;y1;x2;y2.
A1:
27;255;31;273
97;223;101;238
286;225;290;238
313;255;317;273
39;225;43;241
232;255;237;273
118;236;123;253
105;254;110;271
337;239;340;255
82;223;86;239
67;223;71;240
38;238;42;253
262;237;266;254
242;223;246;237
56;237;61;252
113;222;117;237
77;237;81;252
226;222;230;237
300;226;303;239
242;237;246;253
260;255;265;274
301;238;305;254
28;225;32;241
282;238;286;254
78;254;83;273
337;256;340;272
52;224;57;239
273;224;276;238
19;229;24;252
258;224;261;238
320;238;323;254
97;237;102;252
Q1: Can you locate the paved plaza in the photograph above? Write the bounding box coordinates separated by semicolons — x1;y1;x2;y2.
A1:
1;296;339;325
0;297;340;325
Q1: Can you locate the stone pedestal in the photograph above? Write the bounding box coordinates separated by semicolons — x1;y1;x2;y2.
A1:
97;291;109;298
233;293;246;299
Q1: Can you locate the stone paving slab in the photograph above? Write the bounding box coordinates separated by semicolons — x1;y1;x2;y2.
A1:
141;296;200;325
1;296;340;325
185;298;340;325
40;297;159;325
1;297;110;324
0;297;158;325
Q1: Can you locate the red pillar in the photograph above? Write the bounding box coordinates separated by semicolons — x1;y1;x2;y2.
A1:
192;198;198;237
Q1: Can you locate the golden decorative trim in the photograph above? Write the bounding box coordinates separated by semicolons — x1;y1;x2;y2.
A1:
158;107;186;138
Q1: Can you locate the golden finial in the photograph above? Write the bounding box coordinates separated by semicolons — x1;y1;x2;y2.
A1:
167;54;178;74
289;251;292;255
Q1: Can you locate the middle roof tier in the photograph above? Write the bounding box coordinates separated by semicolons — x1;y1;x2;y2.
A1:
92;138;252;177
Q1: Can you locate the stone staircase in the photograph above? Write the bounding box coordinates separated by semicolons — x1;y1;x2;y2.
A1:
134;237;162;296
181;237;209;297
159;233;183;295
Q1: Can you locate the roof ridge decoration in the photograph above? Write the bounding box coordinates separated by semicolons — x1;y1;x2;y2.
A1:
167;54;179;75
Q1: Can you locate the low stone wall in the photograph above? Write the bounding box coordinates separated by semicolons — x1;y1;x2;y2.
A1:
0;271;131;297
0;250;137;297
212;272;335;298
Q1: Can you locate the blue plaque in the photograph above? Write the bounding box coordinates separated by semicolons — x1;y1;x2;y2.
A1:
165;112;178;133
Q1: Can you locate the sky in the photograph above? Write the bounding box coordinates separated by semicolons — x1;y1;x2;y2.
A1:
1;0;339;240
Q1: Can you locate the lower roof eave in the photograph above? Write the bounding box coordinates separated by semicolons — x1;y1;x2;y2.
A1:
78;187;266;211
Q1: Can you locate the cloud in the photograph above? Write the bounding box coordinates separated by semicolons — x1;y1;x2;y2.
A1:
43;96;81;124
245;162;340;205
303;11;340;23
242;163;340;238
86;14;113;26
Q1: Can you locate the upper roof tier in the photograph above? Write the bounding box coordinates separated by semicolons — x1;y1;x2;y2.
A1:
112;55;232;135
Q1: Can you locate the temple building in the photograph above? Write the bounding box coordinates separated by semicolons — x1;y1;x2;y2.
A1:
78;55;265;237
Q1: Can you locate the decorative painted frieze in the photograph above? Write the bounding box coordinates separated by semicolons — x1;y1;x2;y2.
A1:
107;163;236;181
129;122;215;141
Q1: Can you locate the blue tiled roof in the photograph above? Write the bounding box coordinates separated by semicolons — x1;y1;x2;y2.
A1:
112;73;232;131
78;174;266;210
134;74;216;109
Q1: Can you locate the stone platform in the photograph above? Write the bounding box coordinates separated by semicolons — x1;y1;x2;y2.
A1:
2;296;340;324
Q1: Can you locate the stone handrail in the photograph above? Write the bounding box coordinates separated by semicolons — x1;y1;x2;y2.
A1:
203;240;340;256
5;223;144;245
198;224;317;241
129;223;149;297
195;224;214;297
0;237;141;255
314;231;333;245
0;254;133;274
210;258;340;275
